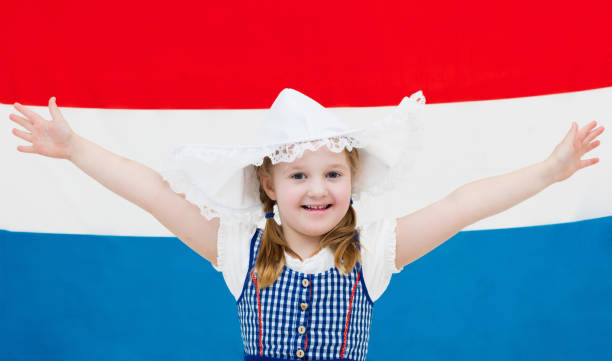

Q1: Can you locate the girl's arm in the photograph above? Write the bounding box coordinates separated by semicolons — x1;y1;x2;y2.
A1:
394;121;604;269
10;97;220;266
69;134;221;266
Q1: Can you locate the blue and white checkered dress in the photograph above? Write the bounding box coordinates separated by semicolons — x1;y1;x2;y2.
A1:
237;228;374;361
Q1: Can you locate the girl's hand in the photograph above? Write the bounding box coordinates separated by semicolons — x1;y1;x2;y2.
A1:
547;120;604;183
9;97;76;159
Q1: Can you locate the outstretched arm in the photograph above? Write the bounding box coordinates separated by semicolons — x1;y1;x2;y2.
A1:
10;97;220;265
394;121;604;269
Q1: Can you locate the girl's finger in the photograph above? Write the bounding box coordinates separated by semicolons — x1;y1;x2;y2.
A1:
12;128;33;143
8;113;33;131
563;122;576;142
16;145;35;153
48;96;62;120
579;157;599;169
583;126;604;145
578;121;598;140
584;140;601;153
14;102;45;124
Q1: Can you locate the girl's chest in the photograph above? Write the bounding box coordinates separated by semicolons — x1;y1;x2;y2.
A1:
244;263;370;309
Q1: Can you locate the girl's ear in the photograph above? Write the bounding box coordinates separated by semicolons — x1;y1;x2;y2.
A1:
260;173;277;201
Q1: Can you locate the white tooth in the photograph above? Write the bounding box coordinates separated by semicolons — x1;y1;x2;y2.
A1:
307;205;326;209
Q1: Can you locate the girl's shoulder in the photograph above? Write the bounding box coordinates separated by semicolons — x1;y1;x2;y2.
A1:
214;218;260;271
214;218;262;301
356;216;401;270
357;217;404;302
356;217;397;238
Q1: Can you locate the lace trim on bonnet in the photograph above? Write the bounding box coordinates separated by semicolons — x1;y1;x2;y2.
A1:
158;91;425;224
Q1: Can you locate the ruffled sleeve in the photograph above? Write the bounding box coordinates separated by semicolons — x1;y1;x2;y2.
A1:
214;217;258;301
358;217;404;302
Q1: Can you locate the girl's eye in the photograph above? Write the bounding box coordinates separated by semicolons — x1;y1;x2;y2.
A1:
290;172;341;180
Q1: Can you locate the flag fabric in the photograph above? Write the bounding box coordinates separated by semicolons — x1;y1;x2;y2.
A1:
1;1;611;360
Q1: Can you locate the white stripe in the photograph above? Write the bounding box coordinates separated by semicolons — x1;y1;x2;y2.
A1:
2;87;610;235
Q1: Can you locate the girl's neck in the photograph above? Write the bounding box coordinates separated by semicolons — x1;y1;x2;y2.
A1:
281;226;324;262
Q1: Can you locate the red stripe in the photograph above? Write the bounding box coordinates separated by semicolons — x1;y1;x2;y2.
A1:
3;1;611;107
250;270;263;356
340;273;360;359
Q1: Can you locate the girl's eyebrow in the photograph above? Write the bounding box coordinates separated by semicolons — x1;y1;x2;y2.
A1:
284;163;348;173
327;163;349;170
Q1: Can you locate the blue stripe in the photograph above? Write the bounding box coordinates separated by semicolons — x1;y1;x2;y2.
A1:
2;216;612;360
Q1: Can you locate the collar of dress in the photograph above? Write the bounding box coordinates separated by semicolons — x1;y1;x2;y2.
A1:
283;246;335;274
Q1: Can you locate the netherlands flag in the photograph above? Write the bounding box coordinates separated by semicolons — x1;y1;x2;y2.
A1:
2;1;611;360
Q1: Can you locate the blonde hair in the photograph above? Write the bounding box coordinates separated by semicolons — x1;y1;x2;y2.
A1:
253;148;362;291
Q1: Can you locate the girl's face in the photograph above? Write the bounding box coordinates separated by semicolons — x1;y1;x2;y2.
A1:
262;146;353;242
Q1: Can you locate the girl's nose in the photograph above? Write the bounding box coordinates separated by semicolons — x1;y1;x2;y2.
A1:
307;178;328;197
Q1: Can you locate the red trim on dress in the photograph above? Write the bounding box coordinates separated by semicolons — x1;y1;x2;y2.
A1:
250;270;263;356
340;273;360;359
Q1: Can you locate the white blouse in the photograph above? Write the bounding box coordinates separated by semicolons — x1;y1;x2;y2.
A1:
212;217;403;302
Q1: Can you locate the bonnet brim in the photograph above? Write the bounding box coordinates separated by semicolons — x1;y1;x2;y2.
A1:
158;90;426;225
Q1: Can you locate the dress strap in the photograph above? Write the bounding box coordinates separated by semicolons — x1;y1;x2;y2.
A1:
237;228;263;305
248;228;262;270
353;229;361;251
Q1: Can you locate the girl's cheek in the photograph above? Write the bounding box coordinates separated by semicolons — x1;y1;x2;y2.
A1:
279;186;304;202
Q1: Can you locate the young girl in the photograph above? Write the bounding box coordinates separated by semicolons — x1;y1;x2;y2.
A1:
9;88;603;361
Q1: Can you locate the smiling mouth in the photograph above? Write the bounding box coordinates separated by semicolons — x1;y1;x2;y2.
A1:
302;204;332;210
